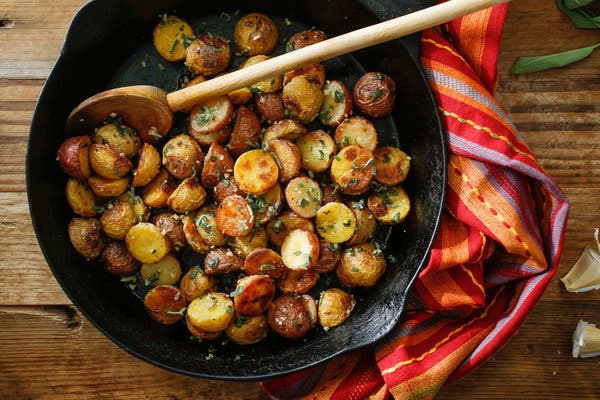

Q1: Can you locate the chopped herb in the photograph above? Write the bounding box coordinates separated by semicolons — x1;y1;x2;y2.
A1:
234;316;248;328
169;39;180;54
373;73;384;80
209;155;217;162
259;264;276;271
225;304;234;314
181;33;195;48
234;354;242;361
343;219;352;227
285;17;292;26
371;89;382;101
320;110;331;121
194;104;217;126
229;286;244;297
284;108;294;117
208;296;219;310
382;153;391;163
91;204;106;214
207;257;219;270
272;220;284;234
205;345;217;360
244;140;261;149
196;214;213;234
166;307;187;316
327;243;340;252
342;136;349;147
307;170;315;178
342;178;358;189
352;157;374;171
293;250;302;256
144;271;160;286
344;247;356;256
334;91;345;102
158;13;168;25
352;199;365;209
387;254;398;264
298;198;310;207
220;11;231;22
318;149;325;160
351;266;359;272
189;266;203;279
323;326;330;332
307;187;321;203
249;86;264;95
119;275;137;284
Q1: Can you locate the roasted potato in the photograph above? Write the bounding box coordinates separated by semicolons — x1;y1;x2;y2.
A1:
125;222;170;264
244;248;287;280
68;217;105;259
368;185;411;224
153;15;195;62
318;288;356;327
234;13;278;56
241;55;283;94
373;146;410;186
330;145;375;195
262;119;307;142
227;105;261;156
150;211;186;252
65;178;101;217
254;92;286;122
283;63;326;87
190;125;232;147
228;224;268;258
266;139;301;183
213;177;244;203
246;183;283;225
201;142;235;188
93;123;141;158
337;243;386;287
347;200;376;245
186;314;221;340
334;116;378;151
321;183;342;204
167;177;207;213
189;96;235;136
141;253;182;286
295;130;336;173
88;175;129;198
285;176;322;218
182;214;211;253
57;136;91;179
101;241;141;276
226;314;269;345
99;198;137;240
227;85;253;106
186;292;235;332
315;202;356;243
281;229;320;270
233;149;279;195
268;294;313;338
320;80;353;126
232;274;276;316
313;239;341;273
162;134;203;180
194;205;228;247
286;30;327;51
140;169;176;208
180;266;218;303
132;143;161;187
185;33;231;76
353;72;396;118
282;76;324;124
204;247;243;275
266;211;314;247
89;144;133;179
121;190;150;222
215;194;255;237
144;285;187;325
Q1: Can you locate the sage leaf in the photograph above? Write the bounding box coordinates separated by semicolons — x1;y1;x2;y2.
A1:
556;0;600;28
564;0;595;9
510;42;600;74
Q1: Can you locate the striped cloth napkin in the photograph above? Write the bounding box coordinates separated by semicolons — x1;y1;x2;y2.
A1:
262;3;570;399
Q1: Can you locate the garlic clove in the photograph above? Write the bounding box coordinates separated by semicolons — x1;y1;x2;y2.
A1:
572;320;600;358
560;228;600;292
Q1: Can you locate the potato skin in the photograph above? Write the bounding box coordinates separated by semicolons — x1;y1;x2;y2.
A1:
227;105;261;157
182;214;211;254
162;134;203;180
57;136;91;179
232;275;276;316
194;205;228;247
167;177;207;213
255;92;286;122
102;241;141;275
140;169;176;209
88;175;129;198
283;76;324;124
144;285;187;325
189;96;235;136
93;123;141;158
284;63;326;87
267;139;301;183
180;266;218;303
132;143;161;187
226;314;269;345
68;217;106;259
89;144;133;179
66;179;101;217
185;33;231;76
204;247;243;275
150;211;186;252
201;142;235;188
186;314;221;340
313;239;341;273
213;178;244;203
262;119;307;143
286;30;327;51
100;198;137;240
266;210;314;248
336;243;386;287
241;55;283;94
246;183;283;225
278;269;319;294
268;294;312;339
373;146;410;186
234;13;278;56
244;248;287;280
353;72;396;118
153;15;194;62
347;201;376;245
318;288;356;327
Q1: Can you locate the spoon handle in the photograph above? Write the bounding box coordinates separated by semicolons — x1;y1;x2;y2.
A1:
167;0;509;111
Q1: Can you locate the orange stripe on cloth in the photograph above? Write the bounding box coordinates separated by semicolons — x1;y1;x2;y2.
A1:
416;265;485;311
376;320;449;361
452;7;492;79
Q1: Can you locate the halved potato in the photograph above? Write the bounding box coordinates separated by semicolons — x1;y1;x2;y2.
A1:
195;205;228;247
315;202;356;243
226;314;268;345
320;80;353;126
153;15;194;62
241;55;283;94
347;200;376;245
167;177;207;213
132;143;161;187
180;266;218;303
140;169;176;208
318;288;356;328
283;76;324;124
213;177;244;203
93;123;141;158
313;239;341;273
102;241;140;276
189;96;235;135
141;253;182;286
266;139;301;182
68;217;105;259
150;211;186;252
244;248;287;280
100;198;137;240
374;146;411;186
330;145;375;195
285;176;322;218
266;211;314;247
57;136;91;180
186;292;235;332
88;175;129;198
215;195;255;237
185;33;231;76
232;275;276;316
255;92;286;122
367;185;411;224
144;285;187;325
247;183;283;225
233;149;279;195
336;243;386;287
228;224;268;258
277;269;320;294
262;119;306;142
190;126;231;147
281;229;320;270
182;214;211;253
162;134;203;180
125;222;170;264
268;294;313;339
283;63;325;87
121;190;150;222
204;247;243;275
89;144;133;179
227;105;261;157
201;142;235;188
334;116;378;151
66;178;101;217
295;130;336;173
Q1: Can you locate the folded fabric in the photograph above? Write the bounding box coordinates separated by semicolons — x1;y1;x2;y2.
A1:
262;3;569;399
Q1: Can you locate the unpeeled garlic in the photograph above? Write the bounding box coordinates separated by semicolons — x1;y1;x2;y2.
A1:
572;320;600;358
560;228;600;292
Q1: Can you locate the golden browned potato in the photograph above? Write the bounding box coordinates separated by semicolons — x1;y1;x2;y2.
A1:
232;275;276;316
57;136;92;179
144;285;187;325
244;248;287;280
167;177;207;213
150;211;186;252
283;63;326;87
337;243;386;287
315;202;356;243
282;76;324;124
262;119;307;142
268;294;312;338
162;134;203;179
266;139;301;183
318;288;356;328
295;130;336;173
313;239;341;273
185;33;231;76
246;183;283;225
68;217;105;259
347;200;376;245
278;269;320;294
228;224;268;258
120;190;150;222
241;55;283;94
353;72;396;118
213;177;244;203
204;247;243;275
233;149;279;195
227;86;253;105
189;96;235;136
180;266;218;303
298;294;318;328
153;15;195;62
227;105;261;156
284;176;322;218
201;142;235;188
93;123;141;158
321;184;342;204
281;229;320;270
330;145;375;195
266;211;314;247
368;185;411;224
132;143;161;187
101;241;141;276
226;314;269;345
334;116;378;151
65;178;101;217
182;214;211;253
215;194;255;237
88;175;129;198
373;147;410;186
320;80;353;126
140;169;176;208
141;253;182;286
286;30;327;51
89;144;133;179
194;205;228;247
186;314;221;340
125;222;170;264
99;198;137;240
190;125;232;147
186;292;235;332
234;13;278;56
254;92;286;122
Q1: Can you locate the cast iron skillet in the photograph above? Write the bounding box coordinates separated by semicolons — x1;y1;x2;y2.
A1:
27;0;445;380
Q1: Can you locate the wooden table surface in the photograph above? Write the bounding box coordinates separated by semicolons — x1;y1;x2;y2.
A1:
1;0;599;398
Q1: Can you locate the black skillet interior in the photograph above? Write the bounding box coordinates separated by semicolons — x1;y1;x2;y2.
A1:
27;0;445;380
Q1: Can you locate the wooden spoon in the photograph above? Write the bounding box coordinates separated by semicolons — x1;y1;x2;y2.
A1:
66;0;510;140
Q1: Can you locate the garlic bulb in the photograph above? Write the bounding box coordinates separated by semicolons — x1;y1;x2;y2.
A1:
572;320;600;358
560;228;600;292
